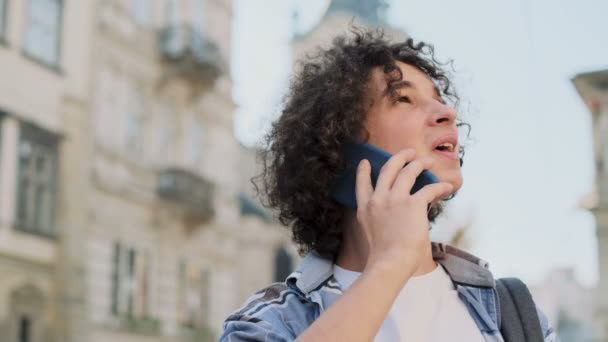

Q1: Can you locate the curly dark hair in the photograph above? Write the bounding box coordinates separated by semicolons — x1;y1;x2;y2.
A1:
255;28;468;260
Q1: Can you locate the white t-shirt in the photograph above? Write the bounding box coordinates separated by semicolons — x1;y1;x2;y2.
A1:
333;263;486;342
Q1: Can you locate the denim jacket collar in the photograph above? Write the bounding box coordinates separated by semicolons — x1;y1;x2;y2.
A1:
287;242;495;296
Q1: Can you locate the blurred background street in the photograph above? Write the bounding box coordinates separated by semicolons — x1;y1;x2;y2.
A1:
0;0;606;341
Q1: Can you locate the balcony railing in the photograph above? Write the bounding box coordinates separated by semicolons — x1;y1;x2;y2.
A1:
157;168;215;223
158;24;224;85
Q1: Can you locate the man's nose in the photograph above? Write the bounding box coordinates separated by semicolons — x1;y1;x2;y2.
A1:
429;100;457;126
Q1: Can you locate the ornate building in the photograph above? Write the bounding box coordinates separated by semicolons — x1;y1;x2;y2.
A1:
573;69;608;340
0;1;95;341
292;0;402;63
0;1;292;341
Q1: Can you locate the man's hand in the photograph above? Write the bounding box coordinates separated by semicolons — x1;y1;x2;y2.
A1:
355;148;453;273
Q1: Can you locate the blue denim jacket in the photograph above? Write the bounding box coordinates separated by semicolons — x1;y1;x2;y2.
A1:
220;243;559;341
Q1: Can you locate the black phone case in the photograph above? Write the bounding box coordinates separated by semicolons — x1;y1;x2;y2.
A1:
331;143;439;209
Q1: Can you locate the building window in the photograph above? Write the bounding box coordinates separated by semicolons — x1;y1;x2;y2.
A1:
110;243;121;315
198;268;210;323
158;105;176;164
15;124;58;236
93;66;119;149
189;116;203;166
110;242;152;318
18;316;31;342
125;85;145;157
23;0;62;67
10;285;45;342
129;0;152;26
0;0;7;40
273;246;293;282
178;261;212;328
177;260;187;322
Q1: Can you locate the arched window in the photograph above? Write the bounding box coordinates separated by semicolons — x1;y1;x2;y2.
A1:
9;284;46;342
273;246;293;283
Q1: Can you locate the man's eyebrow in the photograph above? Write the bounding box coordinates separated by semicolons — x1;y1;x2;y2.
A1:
383;79;414;97
383;79;444;101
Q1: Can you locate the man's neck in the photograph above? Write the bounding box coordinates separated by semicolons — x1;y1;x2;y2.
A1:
334;212;436;276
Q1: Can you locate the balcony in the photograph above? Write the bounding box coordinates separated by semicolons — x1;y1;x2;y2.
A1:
157;168;215;225
158;24;224;91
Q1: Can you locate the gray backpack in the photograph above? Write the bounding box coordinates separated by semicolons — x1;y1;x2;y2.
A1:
496;278;544;342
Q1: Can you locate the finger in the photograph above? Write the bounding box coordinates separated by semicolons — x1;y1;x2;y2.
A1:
355;159;373;208
391;157;435;197
375;149;416;196
411;182;454;204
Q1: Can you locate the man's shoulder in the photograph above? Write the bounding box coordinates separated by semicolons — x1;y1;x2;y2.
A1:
225;282;312;323
220;282;315;341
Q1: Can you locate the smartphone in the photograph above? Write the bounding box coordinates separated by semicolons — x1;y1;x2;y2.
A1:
331;143;439;209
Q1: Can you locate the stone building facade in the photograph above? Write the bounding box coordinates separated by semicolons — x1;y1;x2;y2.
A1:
0;0;96;341
0;1;292;341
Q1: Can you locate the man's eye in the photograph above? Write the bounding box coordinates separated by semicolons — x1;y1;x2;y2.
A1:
397;96;411;103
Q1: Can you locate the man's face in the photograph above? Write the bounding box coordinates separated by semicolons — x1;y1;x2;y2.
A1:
365;61;463;192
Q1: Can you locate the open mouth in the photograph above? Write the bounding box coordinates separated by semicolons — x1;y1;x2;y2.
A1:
435;143;455;153
433;137;459;161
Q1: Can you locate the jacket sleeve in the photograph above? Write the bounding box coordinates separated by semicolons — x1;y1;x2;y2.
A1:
219;283;301;342
537;307;561;342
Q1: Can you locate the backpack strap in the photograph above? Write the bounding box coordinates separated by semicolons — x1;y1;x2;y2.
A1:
496;278;544;342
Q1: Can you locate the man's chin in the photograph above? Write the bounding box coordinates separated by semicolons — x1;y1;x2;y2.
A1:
433;170;463;193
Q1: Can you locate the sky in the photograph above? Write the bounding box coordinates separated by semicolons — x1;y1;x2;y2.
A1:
232;0;608;287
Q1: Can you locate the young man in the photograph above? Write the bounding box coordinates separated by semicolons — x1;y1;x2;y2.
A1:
220;29;559;341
